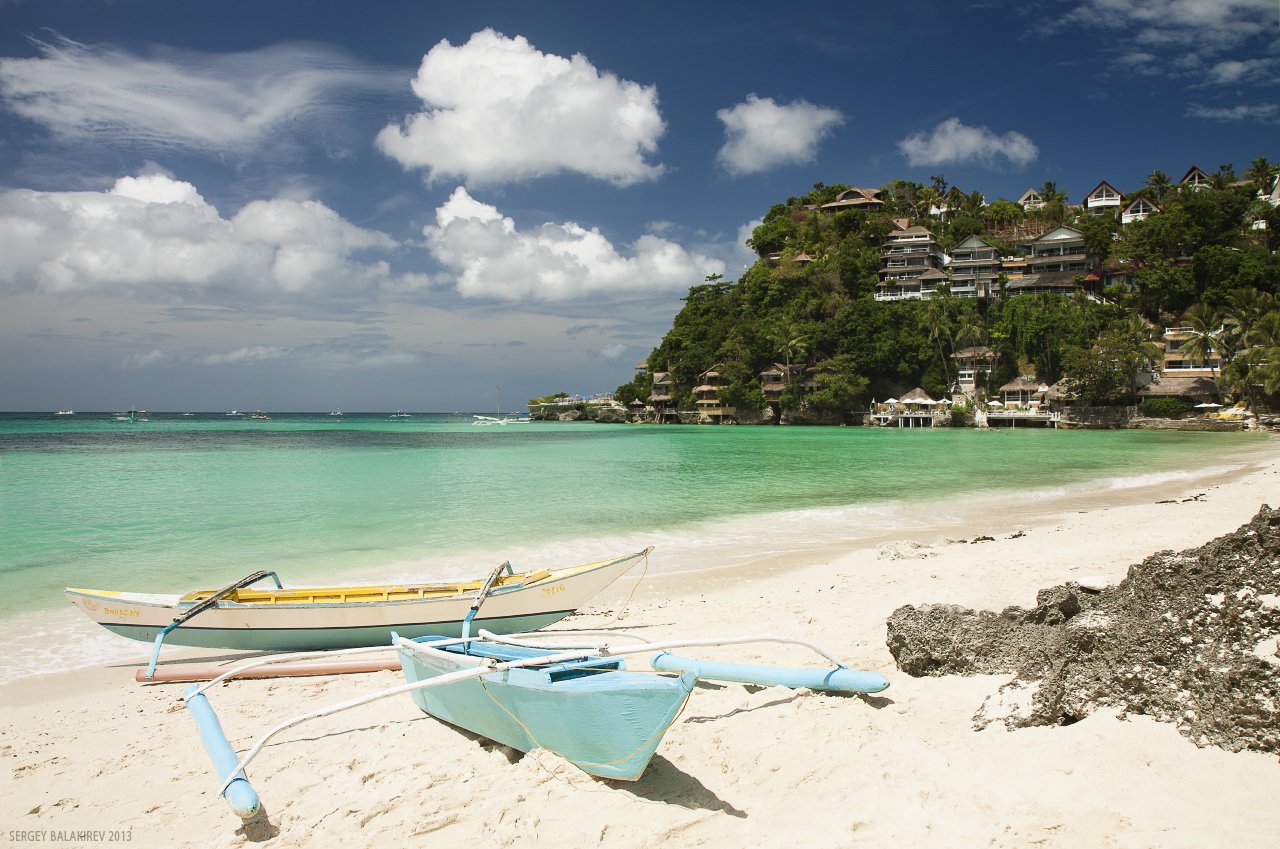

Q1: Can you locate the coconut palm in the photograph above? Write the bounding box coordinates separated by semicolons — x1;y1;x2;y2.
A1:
767;320;810;379
923;293;956;389
915;186;941;220
1223;287;1271;361
1036;181;1070;224
1145;170;1172;203
1117;314;1165;395
1245;157;1275;189
1177;303;1224;378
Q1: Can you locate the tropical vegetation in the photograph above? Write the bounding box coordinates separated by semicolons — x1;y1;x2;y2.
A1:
614;160;1280;418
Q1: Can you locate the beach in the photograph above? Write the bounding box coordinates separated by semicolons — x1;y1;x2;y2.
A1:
5;448;1280;848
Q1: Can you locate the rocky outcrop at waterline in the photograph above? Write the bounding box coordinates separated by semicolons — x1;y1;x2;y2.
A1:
886;505;1280;755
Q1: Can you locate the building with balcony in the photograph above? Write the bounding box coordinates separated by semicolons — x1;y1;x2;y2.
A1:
648;371;677;421
948;235;1002;298
1083;181;1123;216
818;187;884;212
952;346;996;394
759;363;802;406
1018;187;1045;212
874;224;948;301
1121;196;1160;225
1005;271;1091;297
1180;165;1212;191
693;365;735;422
1024;226;1091;274
1160;323;1223;377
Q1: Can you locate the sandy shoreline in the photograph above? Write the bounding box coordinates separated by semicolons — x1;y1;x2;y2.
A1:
4;446;1280;848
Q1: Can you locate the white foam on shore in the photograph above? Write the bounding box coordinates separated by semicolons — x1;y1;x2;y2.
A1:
1;460;1249;684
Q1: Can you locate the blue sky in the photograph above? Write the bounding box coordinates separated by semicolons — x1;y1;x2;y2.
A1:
1;0;1276;412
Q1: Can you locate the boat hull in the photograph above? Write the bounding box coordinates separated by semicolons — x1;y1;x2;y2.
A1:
397;638;695;780
65;551;645;652
88;611;570;652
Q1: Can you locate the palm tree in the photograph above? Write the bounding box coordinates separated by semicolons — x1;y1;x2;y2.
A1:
955;308;985;345
1245;157;1275;189
1036;181;1070;225
915;186;941;220
1117;314;1165;396
923;294;956;389
952;309;988;394
768;320;810;379
1178;303;1224;378
1241;308;1280;396
1223;287;1270;362
1145;170;1172;204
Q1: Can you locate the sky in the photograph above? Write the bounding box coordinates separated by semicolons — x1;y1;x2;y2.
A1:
0;0;1277;413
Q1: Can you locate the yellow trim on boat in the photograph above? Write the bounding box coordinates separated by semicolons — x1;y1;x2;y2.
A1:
170;559;606;606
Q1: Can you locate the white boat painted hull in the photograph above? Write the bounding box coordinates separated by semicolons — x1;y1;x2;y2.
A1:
65;550;646;651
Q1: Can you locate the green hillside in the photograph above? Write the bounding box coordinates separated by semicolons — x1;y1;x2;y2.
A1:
616;162;1280;419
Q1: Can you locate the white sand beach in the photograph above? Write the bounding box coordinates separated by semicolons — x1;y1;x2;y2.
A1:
4;449;1280;849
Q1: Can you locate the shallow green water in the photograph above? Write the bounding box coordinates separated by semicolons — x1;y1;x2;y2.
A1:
0;411;1268;680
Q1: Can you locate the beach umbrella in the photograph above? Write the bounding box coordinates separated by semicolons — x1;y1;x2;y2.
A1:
1194;402;1222;408
987;400;1003;407
885;397;899;404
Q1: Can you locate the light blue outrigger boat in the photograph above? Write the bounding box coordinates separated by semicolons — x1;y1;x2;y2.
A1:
181;562;890;820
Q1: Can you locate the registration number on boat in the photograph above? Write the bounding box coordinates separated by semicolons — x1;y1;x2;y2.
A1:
539;584;567;596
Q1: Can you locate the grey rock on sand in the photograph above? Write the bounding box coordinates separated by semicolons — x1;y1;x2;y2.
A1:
886;505;1280;754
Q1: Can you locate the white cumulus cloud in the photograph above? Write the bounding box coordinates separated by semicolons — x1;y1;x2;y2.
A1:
377;29;665;187
423;187;725;301
0;173;409;301
715;94;845;176
898;118;1038;169
0;34;397;155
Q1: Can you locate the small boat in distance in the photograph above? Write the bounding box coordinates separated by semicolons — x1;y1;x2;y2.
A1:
54;409;74;416
473;386;530;425
248;411;270;420
328;410;343;417
225;410;243;417
181;411;195;417
389;410;412;420
114;408;149;423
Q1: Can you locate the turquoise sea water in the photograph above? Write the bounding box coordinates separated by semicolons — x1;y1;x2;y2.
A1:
0;411;1270;681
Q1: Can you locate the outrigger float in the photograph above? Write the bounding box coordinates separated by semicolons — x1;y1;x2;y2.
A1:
184;626;890;818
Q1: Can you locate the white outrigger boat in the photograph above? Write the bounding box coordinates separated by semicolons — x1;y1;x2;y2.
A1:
66;549;651;677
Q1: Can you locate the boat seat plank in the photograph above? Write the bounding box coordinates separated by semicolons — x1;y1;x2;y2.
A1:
177;571;556;605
